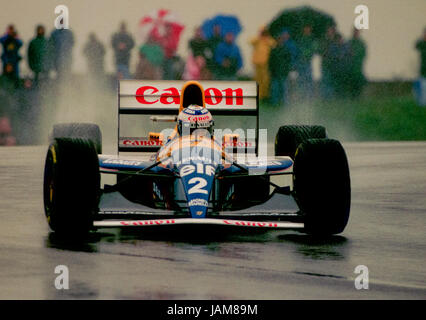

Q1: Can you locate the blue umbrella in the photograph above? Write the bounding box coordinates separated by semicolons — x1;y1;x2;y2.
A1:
201;15;242;39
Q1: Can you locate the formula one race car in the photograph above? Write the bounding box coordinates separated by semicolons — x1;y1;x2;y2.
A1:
43;80;351;237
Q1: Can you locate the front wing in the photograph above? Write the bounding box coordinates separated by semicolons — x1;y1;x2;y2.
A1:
93;191;304;230
94;218;303;229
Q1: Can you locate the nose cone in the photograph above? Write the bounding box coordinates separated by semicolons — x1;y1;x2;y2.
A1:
178;160;217;218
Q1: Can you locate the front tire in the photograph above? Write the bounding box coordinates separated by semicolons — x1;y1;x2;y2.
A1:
275;125;327;159
43;138;100;236
50;123;102;154
293;138;351;235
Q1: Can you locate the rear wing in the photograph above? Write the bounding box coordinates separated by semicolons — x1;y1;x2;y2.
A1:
118;80;259;153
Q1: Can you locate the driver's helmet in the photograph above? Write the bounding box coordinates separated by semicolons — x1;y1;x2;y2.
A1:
177;104;214;136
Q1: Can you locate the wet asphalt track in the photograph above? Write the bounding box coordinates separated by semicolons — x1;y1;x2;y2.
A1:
0;142;425;299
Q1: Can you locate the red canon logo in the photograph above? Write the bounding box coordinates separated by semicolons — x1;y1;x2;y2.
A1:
187;115;210;121
223;220;278;227
120;220;176;226
135;86;243;106
122;139;162;146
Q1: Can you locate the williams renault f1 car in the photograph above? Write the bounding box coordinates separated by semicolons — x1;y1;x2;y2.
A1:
43;80;351;236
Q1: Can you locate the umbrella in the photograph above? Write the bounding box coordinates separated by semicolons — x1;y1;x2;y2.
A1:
139;9;185;43
268;6;335;40
201;14;242;39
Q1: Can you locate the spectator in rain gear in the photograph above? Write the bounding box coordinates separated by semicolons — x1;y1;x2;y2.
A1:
319;25;338;99
111;22;135;79
295;25;317;101
188;27;212;79
347;28;367;98
331;33;352;98
49;23;74;80
28;25;50;83
150;23;182;80
169;55;186;80
205;24;222;77
250;26;276;100
189;27;210;59
0;63;19;146
209;24;223;50
415;28;426;78
15;77;41;144
214;32;242;80
135;36;164;80
83;33;106;76
268;29;292;106
183;52;205;80
414;28;426;106
0;25;23;78
0;63;19;91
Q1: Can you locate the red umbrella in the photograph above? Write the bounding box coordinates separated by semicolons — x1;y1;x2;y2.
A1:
139;9;184;57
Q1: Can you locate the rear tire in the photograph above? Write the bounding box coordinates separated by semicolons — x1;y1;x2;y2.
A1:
275;125;327;159
293;138;351;235
50;123;102;154
43;138;100;236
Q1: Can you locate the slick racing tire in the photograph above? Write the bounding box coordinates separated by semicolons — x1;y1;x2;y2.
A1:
275;125;327;159
43;138;100;236
50;123;102;154
293;138;351;235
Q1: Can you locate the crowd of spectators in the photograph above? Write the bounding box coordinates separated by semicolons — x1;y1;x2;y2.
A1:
135;22;184;81
183;25;242;81
0;18;425;145
135;22;243;82
251;24;368;105
1;24;46;146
